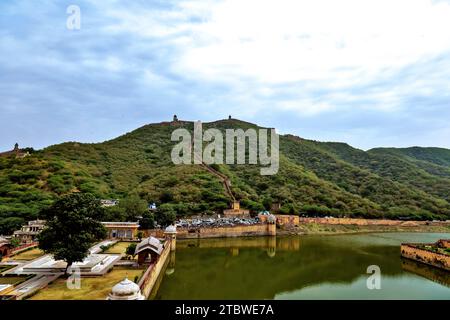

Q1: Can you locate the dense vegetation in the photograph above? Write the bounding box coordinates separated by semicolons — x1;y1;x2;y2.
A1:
38;193;107;274
1;118;449;234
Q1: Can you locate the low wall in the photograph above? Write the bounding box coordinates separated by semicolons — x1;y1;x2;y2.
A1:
142;229;165;238
401;244;450;271
259;214;299;227
176;223;275;239
138;239;171;299
10;242;38;256
223;209;250;217
276;215;299;226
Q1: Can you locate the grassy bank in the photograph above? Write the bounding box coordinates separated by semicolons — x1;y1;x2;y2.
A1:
29;267;145;300
281;223;450;236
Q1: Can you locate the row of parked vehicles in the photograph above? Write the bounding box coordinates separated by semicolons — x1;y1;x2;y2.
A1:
176;217;261;228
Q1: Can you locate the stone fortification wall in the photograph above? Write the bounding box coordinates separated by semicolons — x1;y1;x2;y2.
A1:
401;244;450;271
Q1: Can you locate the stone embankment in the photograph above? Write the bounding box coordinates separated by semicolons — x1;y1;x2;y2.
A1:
401;243;450;271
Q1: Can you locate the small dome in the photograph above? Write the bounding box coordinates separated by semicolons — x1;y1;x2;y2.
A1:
267;214;276;224
165;225;177;234
108;278;144;300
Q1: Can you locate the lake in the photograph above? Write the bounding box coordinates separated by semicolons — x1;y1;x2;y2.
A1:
155;233;450;300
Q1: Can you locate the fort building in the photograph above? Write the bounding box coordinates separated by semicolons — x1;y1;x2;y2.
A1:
101;222;139;240
13;220;46;245
0;143;30;158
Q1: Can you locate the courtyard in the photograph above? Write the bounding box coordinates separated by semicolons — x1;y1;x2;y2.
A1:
29;267;145;300
104;242;132;255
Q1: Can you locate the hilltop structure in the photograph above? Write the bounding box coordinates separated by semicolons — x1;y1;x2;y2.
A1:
0;143;30;158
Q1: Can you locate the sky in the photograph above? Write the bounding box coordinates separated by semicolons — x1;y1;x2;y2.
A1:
1;0;450;151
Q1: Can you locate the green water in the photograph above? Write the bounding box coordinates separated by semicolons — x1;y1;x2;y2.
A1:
155;233;450;300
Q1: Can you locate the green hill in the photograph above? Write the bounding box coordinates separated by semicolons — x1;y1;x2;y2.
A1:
1;118;449;234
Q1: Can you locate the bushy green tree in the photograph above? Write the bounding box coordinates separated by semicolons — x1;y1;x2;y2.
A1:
155;204;177;227
38;193;107;275
126;243;137;258
0;217;24;236
139;212;155;229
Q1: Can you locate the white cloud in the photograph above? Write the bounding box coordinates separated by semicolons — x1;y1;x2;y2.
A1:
171;0;450;85
1;0;450;150
98;0;450;116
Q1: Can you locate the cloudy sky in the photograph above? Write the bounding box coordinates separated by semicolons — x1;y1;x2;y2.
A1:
1;0;450;151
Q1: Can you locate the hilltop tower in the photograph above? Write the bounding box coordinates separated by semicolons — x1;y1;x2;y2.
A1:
173;115;178;122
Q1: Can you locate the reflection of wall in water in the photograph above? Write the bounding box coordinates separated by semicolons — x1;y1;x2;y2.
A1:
401;258;450;288
177;236;301;257
165;250;176;276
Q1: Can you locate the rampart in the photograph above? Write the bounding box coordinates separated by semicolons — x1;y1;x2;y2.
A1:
400;243;450;271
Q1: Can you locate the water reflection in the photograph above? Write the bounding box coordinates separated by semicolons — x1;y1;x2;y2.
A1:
401;258;450;288
155;233;450;300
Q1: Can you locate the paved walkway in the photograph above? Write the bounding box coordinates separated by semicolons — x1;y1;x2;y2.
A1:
8;274;62;300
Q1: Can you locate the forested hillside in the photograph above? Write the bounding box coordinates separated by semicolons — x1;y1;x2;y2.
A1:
1;119;449;234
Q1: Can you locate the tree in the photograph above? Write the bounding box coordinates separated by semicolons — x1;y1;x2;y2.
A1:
103;205;126;222
10;237;21;248
103;195;148;222
38;193;107;275
139;212;155;230
120;195;149;221
155;204;177;227
0;217;24;236
126;243;137;259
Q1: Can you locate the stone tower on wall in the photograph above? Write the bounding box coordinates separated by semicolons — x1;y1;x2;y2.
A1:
14;143;19;151
173;115;178;122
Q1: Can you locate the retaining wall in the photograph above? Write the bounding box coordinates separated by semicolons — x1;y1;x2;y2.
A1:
138;239;171;299
400;244;450;271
